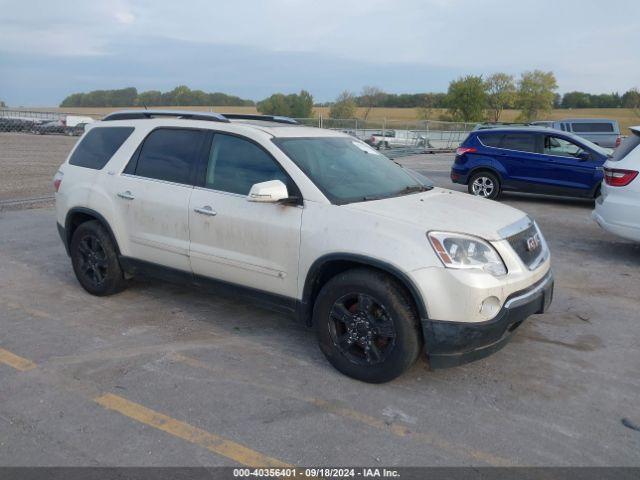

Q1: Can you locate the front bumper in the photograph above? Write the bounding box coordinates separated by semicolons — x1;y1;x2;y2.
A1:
422;271;554;368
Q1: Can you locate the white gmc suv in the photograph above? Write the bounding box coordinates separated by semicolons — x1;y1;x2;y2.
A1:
54;110;554;383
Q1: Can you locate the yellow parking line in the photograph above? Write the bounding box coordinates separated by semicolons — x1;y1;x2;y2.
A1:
173;353;514;467
0;348;37;371
94;393;291;467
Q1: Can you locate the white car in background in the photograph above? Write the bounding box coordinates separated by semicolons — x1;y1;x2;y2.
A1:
593;126;640;241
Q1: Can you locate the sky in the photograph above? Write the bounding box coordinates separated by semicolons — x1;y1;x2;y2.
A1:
1;0;639;106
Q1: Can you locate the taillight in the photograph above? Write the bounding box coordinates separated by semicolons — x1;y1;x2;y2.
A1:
603;168;638;187
53;171;63;192
615;136;621;148
456;147;477;156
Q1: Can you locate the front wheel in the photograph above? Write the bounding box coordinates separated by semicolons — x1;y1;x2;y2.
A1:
468;171;501;200
314;268;422;383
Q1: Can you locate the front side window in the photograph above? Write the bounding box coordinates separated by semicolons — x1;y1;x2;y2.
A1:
69;127;134;170
500;133;537;153
205;133;290;195
274;137;429;204
134;128;206;184
544;136;583;157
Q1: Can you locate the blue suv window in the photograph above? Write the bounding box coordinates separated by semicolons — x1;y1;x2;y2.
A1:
478;133;502;147
500;133;537;153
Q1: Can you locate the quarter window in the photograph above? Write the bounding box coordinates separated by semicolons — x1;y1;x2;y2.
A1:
500;134;537;153
134;128;206;184
69;127;134;170
478;133;503;147
205;134;289;195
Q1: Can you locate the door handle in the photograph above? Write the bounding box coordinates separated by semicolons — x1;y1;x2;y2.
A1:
194;205;217;216
117;191;135;200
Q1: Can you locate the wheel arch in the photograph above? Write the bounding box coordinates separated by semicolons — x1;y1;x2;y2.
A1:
64;207;121;256
300;253;428;326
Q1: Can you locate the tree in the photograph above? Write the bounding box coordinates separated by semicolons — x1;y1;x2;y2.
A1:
416;93;443;120
287;90;314;118
445;75;487;122
516;70;558;121
485;73;516;122
622;88;640;117
257;90;314;117
359;86;385;120
60;86;254;107
561;91;592;108
136;90;163;107
329;91;357;119
0;100;6;108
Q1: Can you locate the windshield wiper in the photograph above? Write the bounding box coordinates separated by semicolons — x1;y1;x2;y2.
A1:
396;185;430;196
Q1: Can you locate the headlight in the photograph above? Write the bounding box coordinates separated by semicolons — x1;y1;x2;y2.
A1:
427;231;507;276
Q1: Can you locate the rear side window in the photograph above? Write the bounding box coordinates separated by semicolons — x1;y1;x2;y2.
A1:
133;128;207;185
500;133;537;153
68;127;134;170
610;133;640;162
571;122;615;133
478;133;503;147
205;133;289;195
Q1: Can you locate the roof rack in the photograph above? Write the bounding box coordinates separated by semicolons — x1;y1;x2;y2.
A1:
223;114;299;125
102;110;230;123
101;110;300;125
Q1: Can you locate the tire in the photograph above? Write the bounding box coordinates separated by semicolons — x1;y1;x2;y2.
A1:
468;171;501;200
70;220;127;296
313;268;422;383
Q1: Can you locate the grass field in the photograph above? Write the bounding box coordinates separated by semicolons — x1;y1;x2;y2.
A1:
30;106;640;134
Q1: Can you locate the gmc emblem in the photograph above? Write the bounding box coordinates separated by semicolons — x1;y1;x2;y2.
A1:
526;233;541;252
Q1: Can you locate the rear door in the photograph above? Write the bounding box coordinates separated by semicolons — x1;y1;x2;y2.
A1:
540;133;601;195
113;127;208;271
497;132;553;190
188;132;302;298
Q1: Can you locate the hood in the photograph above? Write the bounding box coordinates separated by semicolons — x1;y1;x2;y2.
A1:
345;188;527;241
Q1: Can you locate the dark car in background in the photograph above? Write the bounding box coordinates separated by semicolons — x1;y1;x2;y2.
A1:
451;127;611;199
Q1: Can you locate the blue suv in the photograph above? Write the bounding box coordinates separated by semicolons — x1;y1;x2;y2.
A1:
451;127;611;199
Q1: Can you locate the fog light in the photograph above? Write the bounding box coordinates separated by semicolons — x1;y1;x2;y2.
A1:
479;296;501;319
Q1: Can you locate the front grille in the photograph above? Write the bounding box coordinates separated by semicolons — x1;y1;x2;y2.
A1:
507;223;545;269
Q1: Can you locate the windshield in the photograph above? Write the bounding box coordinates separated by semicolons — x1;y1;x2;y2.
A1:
274;137;430;204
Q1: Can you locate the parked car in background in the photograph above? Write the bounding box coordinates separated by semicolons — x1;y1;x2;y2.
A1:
451;127;610;199
32;116;93;136
54;110;553;383
592;127;640;241
0;117;36;132
32;120;67;135
531;119;621;148
365;130;426;149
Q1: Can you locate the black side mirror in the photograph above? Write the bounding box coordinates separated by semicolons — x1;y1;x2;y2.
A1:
578;151;591;161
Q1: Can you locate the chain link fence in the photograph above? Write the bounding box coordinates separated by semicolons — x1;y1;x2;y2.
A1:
0;109;99;136
1;109;473;156
295;116;474;155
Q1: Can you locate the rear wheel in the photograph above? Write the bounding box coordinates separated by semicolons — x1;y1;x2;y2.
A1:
468;171;500;199
70;220;127;296
314;268;422;383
